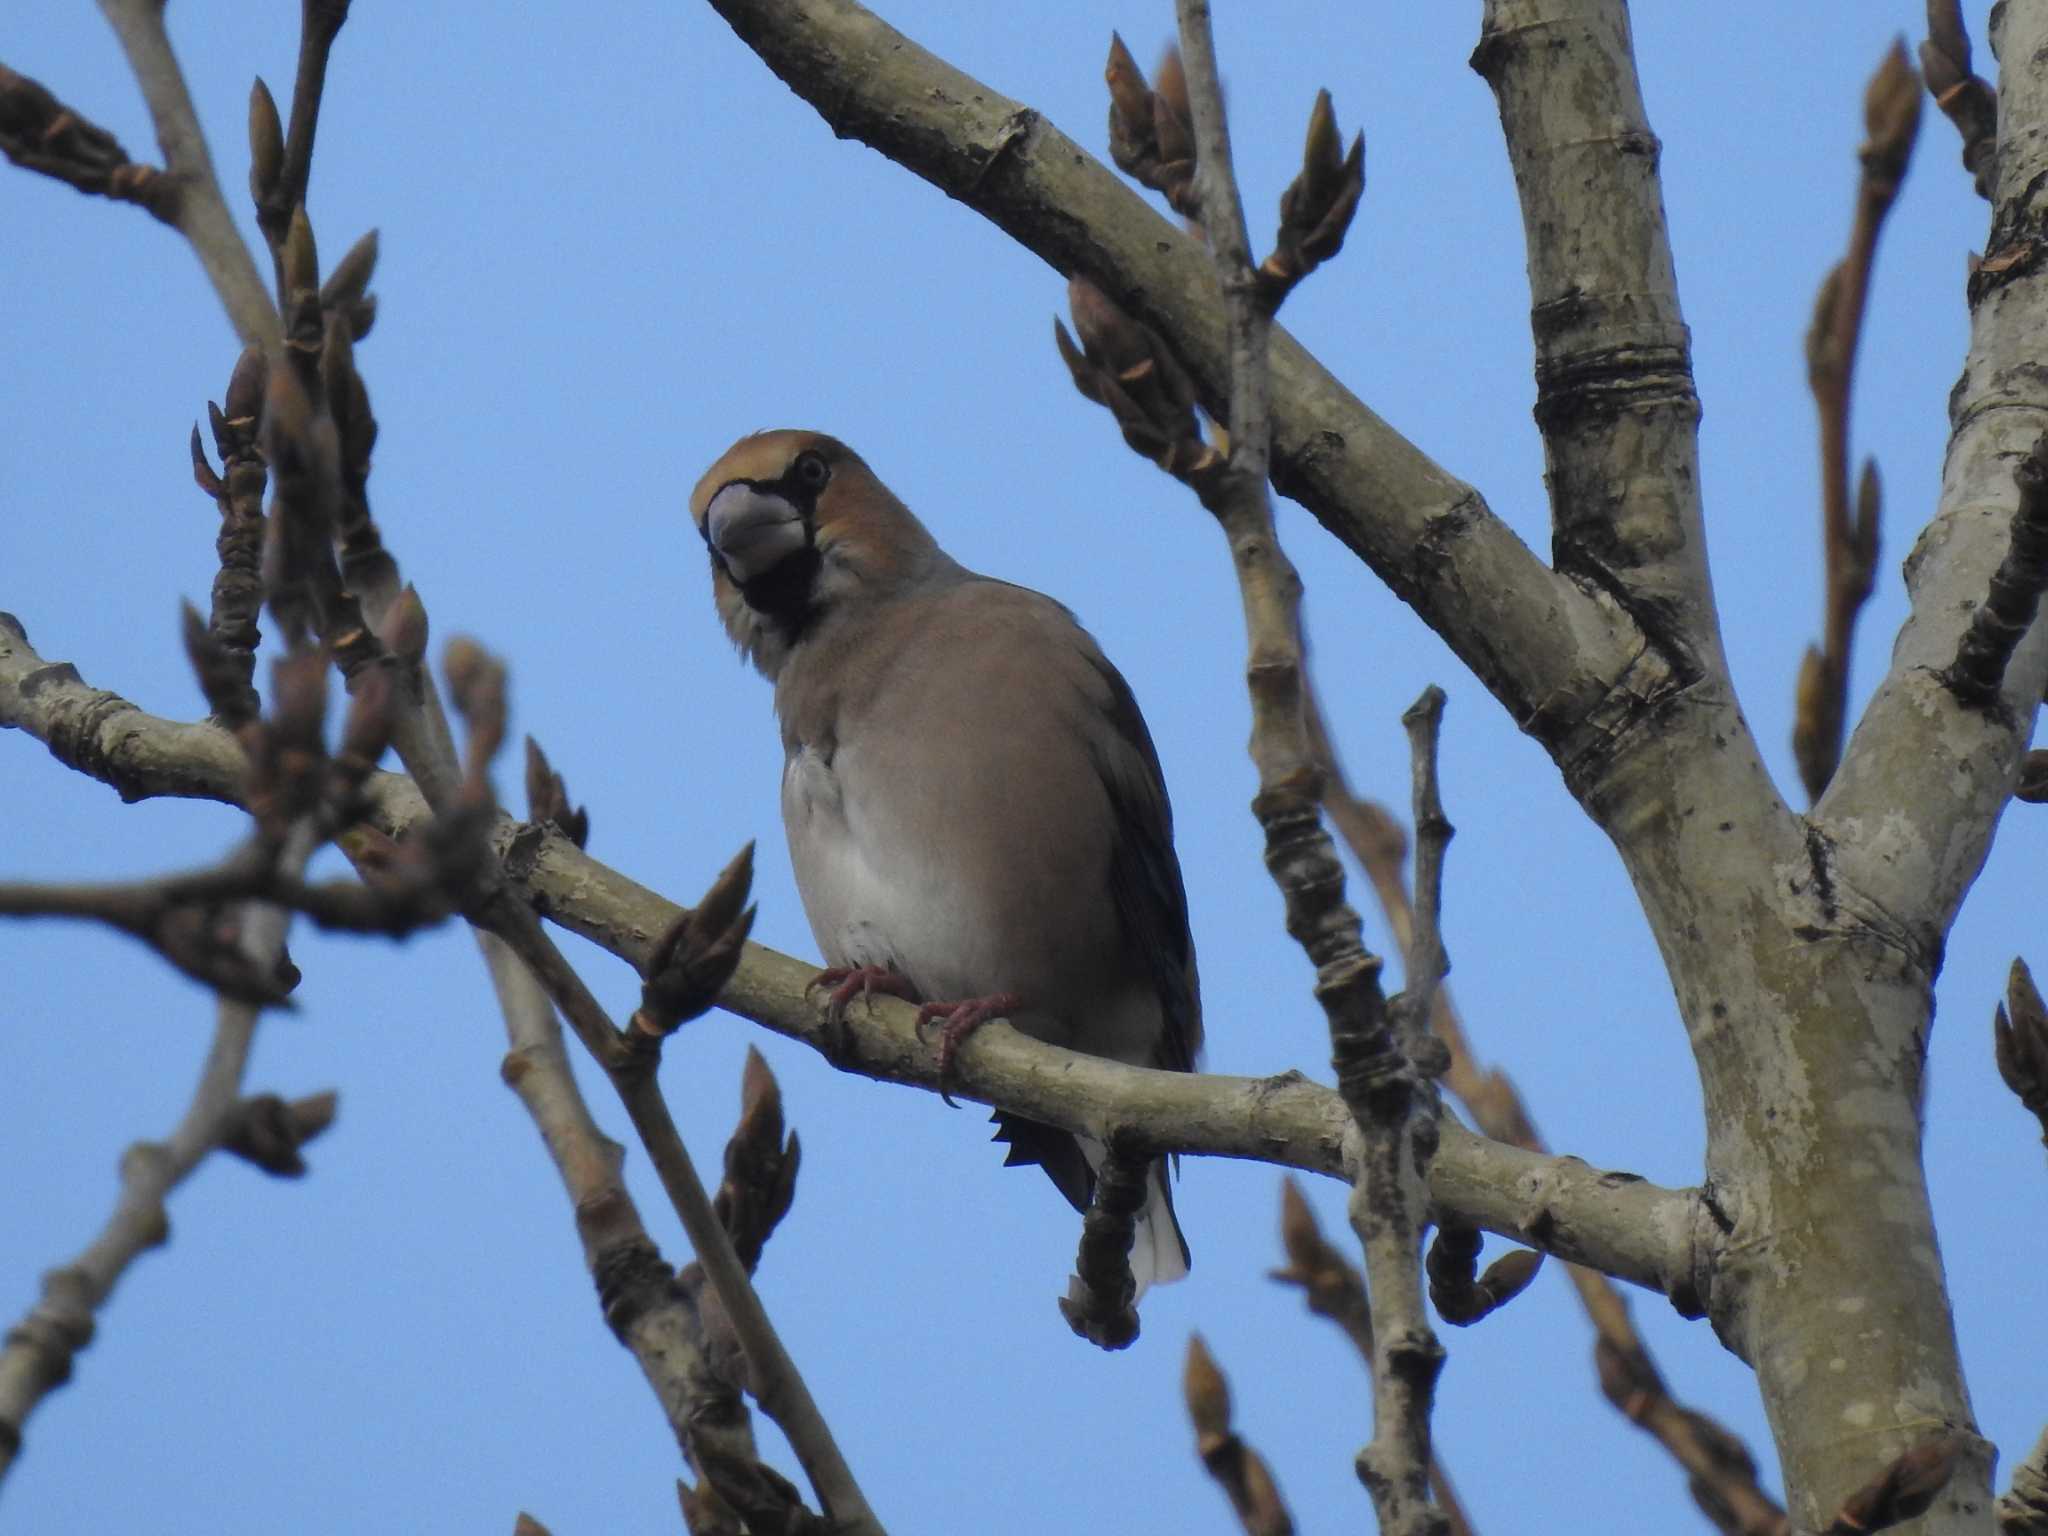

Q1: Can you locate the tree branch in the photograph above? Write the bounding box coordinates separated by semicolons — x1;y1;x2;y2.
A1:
1794;44;1920;800
1184;1333;1296;1536
0;826;317;1481
1171;6;1444;1528
0;623;1708;1301
1920;0;1996;200
420;642;877;1536
1309;685;1785;1532
94;0;281;352
701;0;1651;751
0;62;176;221
1471;0;1712;673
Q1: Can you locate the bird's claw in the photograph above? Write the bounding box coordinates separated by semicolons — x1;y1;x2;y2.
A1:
807;964;917;1058
914;993;1022;1107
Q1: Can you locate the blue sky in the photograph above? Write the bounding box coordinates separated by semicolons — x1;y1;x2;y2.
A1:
2;2;2040;1532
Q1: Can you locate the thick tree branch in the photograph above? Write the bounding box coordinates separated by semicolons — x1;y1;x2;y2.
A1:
1820;8;2048;926
0;626;1708;1301
1471;0;1713;675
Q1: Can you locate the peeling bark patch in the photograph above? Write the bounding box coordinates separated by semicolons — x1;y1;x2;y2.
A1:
1700;1183;1735;1235
1803;822;1838;919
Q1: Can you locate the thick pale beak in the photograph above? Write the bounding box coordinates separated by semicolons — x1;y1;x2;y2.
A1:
705;483;807;584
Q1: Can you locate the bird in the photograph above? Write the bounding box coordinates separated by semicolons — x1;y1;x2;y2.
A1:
689;429;1202;1299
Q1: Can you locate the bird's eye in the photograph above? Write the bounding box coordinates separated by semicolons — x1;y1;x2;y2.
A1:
793;450;831;490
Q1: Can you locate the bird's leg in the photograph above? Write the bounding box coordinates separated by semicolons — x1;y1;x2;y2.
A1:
807;964;919;1058
913;994;1023;1107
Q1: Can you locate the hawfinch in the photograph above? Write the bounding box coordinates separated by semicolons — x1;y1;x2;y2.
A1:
691;430;1201;1297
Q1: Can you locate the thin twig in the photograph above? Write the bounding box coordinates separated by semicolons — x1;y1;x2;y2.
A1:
1272;1180;1476;1536
1306;684;1785;1533
0;826;318;1482
191;344;271;727
253;0;352;284
1392;685;1451;1046
94;0;280;352
1920;0;1996;199
1172;5;1445;1532
1185;1334;1297;1536
426;643;877;1535
1794;42;1920;800
492;931;798;1530
0;848;453;937
477;889;878;1534
0;62;176;221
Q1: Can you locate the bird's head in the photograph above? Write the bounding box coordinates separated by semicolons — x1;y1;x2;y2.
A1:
690;429;951;676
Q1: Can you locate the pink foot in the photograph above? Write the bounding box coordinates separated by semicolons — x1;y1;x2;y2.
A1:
807;965;919;1055
914;993;1023;1106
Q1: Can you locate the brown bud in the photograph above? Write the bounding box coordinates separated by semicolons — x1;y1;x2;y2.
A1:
2014;749;2048;803
321;228;380;313
224;343;267;427
1830;1432;1966;1533
247;78;283;202
268;648;331;756
443;637;508;781
283;205;320;297
334;667;396;786
523;736;590;848
1996;957;2048;1132
381;584;429;663
1925;0;1972;76
1277;1173;1321;1266
190;424;224;500
1182;1332;1231;1441
713;1045;800;1272
1792;644;1841;802
1151;46;1191;160
634;843;758;1038
1476;1246;1543;1308
1860;39;1922;190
